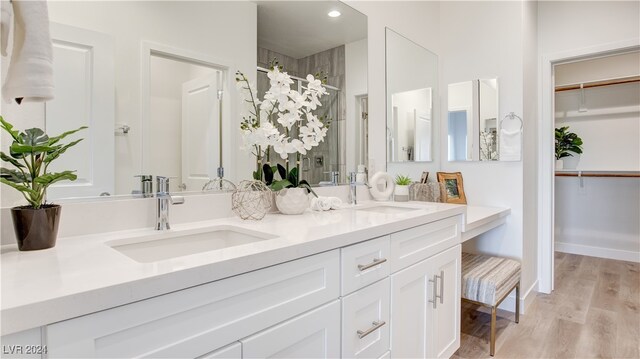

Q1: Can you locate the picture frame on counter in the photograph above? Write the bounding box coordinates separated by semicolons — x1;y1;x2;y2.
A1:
437;172;467;204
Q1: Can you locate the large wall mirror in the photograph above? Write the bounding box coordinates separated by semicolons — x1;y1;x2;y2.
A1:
447;78;505;161
385;28;437;164
1;1;367;206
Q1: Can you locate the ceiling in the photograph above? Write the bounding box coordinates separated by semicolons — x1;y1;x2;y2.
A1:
255;1;367;59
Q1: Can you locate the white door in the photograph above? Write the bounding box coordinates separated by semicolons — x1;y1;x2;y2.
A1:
390;259;430;359
181;72;220;191
427;245;461;359
46;23;114;199
414;110;432;161
241;300;341;359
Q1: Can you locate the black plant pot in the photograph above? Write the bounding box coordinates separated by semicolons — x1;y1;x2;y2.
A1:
11;204;61;251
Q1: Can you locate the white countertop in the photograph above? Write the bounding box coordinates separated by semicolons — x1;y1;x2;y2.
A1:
462;205;511;242
0;201;509;335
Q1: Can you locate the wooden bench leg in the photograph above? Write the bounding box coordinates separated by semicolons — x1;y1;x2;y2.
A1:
490;306;497;356
515;282;520;324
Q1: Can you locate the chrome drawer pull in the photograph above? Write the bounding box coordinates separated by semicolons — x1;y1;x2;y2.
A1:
439;270;444;304
428;274;438;309
357;320;386;339
357;258;387;271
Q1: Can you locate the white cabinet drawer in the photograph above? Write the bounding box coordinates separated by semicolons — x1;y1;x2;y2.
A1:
241;300;340;359
342;278;390;359
197;342;241;359
46;250;340;358
341;236;391;295
389;215;461;272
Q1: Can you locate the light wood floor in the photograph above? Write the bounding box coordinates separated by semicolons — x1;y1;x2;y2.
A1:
453;252;640;359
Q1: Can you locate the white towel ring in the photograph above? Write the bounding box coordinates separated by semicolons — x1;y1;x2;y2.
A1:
500;112;523;132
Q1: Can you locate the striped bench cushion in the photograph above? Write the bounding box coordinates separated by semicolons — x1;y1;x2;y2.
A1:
461;252;521;305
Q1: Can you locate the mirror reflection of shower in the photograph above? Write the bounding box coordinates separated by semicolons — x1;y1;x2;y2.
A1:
256;67;342;186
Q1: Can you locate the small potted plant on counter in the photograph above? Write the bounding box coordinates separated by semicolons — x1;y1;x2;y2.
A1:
394;174;412;202
555;126;583;170
0;116;86;251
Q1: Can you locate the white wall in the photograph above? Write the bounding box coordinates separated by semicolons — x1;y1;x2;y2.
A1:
346;1;441;180
439;1;532;303
555;177;640;262
1;1;256;206
555;51;640;86
555;83;640;171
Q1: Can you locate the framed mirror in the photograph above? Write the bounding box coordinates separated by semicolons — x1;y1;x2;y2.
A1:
385;28;437;164
447;78;500;161
1;1;367;207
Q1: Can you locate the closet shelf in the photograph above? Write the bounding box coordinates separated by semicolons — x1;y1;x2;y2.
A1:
555;170;640;178
555;75;640;92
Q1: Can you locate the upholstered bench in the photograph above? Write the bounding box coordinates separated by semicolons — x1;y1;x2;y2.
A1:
461;252;521;356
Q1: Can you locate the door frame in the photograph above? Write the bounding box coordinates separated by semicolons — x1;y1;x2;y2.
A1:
537;38;639;293
140;41;234;187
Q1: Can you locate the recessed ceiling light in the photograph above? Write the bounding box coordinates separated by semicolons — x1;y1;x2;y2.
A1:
328;10;341;18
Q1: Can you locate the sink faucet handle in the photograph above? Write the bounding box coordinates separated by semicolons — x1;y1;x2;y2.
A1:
135;175;153;197
156;176;178;193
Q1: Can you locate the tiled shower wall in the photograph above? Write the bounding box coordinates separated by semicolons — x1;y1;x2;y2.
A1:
258;45;347;185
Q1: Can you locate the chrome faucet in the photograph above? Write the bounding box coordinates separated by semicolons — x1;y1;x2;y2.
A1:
349;172;357;205
330;171;339;185
349;171;371;205
156;176;185;230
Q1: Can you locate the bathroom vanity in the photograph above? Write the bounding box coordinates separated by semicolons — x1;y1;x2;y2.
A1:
1;201;509;359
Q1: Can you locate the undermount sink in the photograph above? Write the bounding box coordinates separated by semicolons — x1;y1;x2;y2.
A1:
106;225;276;263
356;205;420;214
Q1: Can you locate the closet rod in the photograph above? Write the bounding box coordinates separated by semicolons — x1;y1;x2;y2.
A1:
555;171;640;178
555;76;640;92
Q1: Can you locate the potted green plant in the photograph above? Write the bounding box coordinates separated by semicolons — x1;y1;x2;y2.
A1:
394;174;412;202
0;116;86;251
263;163;317;215
555;126;583;170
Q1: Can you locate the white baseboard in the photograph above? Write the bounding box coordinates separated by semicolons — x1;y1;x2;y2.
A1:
497;279;538;314
555;241;640;263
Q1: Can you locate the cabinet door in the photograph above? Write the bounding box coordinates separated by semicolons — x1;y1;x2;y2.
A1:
342;278;390;359
427;245;461;359
241;300;340;359
390;259;430;359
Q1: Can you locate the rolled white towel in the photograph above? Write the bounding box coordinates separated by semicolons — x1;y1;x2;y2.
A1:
310;197;323;211
318;197;332;211
329;197;342;210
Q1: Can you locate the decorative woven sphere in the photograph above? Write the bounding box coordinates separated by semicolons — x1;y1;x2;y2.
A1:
231;180;272;220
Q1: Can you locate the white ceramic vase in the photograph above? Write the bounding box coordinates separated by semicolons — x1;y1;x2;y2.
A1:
555;159;564;170
394;185;410;202
275;188;309;215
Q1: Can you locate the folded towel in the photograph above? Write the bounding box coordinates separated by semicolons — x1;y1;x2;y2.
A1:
310;196;342;211
2;0;54;104
500;128;521;161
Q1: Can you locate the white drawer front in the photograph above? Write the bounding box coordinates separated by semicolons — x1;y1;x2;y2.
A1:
342;278;390;359
341;236;391;295
46;250;340;358
241;300;340;359
197;342;241;359
390;216;460;272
